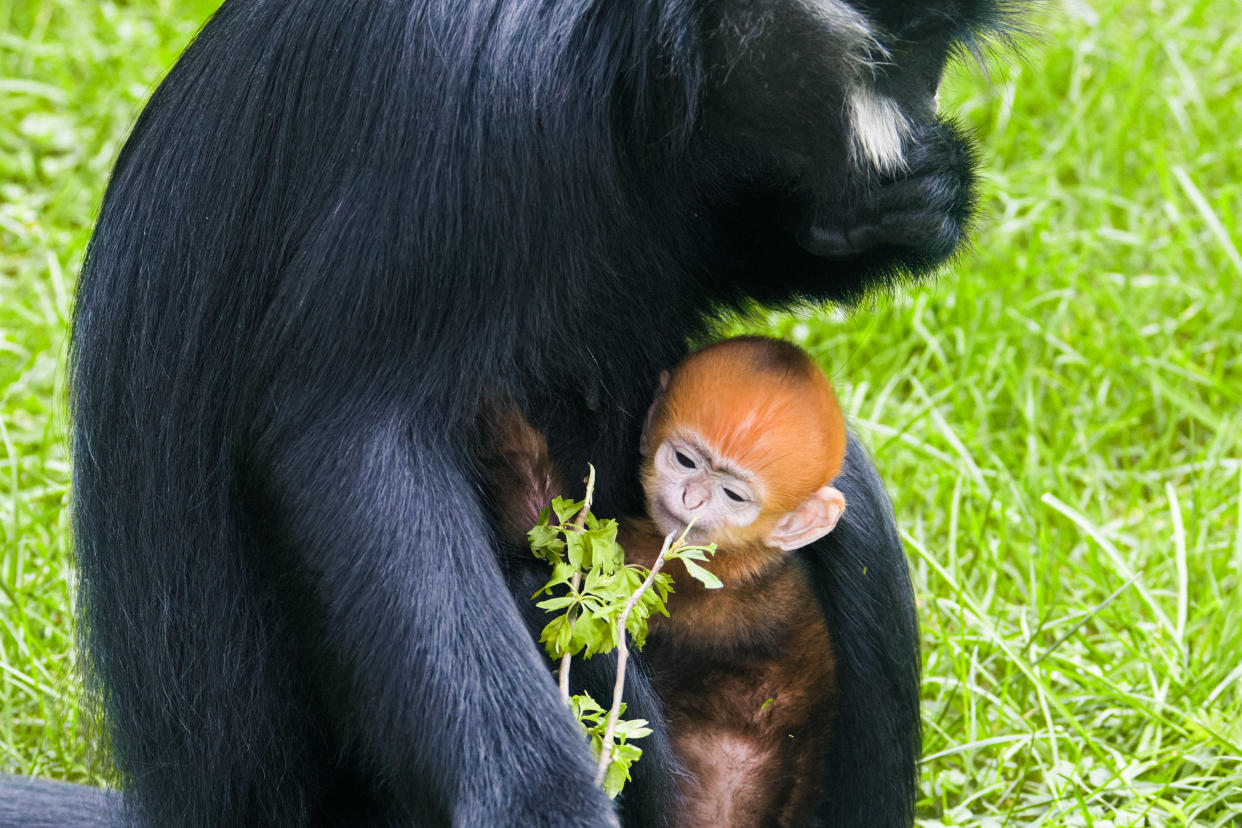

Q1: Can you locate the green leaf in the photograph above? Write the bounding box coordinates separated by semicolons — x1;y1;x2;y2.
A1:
552;497;584;525
614;742;644;762
681;556;723;589
625;612;651;649
527;523;563;561
637;579;664;610
619;566;645;593
651;572;673;604
613;718;652;740
531;562;576;598
582;566;610;596
603;757;630;799
569;692;605;725
575;693;604;714
539;615;573;658
582;519;622;571
535;594;578;612
672;543;716;563
564;530;585;570
527;523;558;547
574;613;617;658
555;614;576;654
578;593;608;615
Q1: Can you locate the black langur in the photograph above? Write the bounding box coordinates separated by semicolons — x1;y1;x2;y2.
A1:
0;0;1027;826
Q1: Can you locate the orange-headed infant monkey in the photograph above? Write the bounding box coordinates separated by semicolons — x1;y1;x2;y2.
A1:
634;336;845;828
487;336;846;828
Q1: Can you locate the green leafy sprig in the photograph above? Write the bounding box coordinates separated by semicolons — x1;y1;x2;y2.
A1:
527;464;719;797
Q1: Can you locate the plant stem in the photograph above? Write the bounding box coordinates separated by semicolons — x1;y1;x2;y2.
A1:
557;571;581;703
559;465;596;704
593;530;676;787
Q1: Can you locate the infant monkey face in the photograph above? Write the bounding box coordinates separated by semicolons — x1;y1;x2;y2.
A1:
647;434;763;540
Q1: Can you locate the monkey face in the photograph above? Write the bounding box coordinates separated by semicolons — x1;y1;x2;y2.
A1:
646;434;763;541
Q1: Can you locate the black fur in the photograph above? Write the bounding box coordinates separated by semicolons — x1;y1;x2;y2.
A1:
805;434;921;825
39;0;1023;825
0;777;122;828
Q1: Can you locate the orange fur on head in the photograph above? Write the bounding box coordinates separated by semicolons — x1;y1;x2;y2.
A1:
649;337;846;516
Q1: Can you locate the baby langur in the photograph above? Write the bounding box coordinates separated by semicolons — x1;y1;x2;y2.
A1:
640;336;846;565
631;336;844;828
483;336;846;828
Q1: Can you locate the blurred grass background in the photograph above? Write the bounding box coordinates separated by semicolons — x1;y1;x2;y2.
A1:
1;0;1239;824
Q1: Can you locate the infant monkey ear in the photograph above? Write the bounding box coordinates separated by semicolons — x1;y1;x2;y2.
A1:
762;486;846;552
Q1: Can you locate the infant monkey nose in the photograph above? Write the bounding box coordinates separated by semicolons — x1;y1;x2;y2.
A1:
682;484;708;510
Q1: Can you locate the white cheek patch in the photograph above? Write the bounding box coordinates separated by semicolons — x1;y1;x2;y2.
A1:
800;0;911;174
847;88;911;174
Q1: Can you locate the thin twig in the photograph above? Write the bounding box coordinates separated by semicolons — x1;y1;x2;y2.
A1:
559;465;596;703
557;572;581;702
593;530;675;787
570;463;596;535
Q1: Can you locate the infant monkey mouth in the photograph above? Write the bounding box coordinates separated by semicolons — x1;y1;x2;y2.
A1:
652;500;715;543
651;499;690;534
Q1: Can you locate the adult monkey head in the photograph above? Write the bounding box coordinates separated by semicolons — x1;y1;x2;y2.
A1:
688;0;1021;300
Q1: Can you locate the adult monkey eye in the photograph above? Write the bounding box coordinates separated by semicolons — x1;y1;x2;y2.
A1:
723;488;746;503
675;450;696;469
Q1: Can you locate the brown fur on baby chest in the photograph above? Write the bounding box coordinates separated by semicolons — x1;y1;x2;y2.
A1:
636;539;837;828
645;561;836;738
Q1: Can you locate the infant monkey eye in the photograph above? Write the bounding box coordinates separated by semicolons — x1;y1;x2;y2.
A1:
723;488;746;503
674;450;696;469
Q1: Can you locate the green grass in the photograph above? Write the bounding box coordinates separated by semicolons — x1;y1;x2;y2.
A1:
2;0;1240;824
